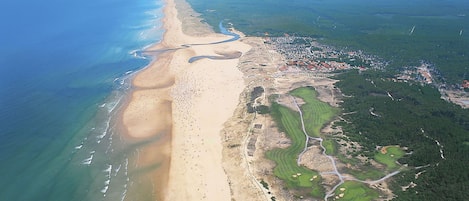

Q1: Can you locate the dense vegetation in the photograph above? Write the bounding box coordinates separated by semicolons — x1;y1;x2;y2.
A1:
186;0;469;198
250;86;264;101
188;0;469;84
247;86;270;114
334;70;469;200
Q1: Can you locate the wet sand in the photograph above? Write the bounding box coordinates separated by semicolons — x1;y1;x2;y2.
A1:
120;0;251;200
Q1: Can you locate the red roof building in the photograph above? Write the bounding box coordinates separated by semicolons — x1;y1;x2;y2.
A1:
462;80;469;88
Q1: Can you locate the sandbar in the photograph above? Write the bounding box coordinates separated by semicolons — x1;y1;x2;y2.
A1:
120;0;251;200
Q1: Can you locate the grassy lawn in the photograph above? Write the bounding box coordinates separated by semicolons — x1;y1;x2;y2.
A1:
333;181;379;201
290;87;338;138
337;153;386;180
346;167;385;181
374;146;405;170
323;139;337;155
266;87;338;198
267;102;323;197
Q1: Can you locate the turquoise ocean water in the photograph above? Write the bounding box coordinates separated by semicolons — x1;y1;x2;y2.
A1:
0;0;163;200
2;0;469;200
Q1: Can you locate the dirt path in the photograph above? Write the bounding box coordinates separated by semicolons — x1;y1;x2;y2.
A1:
291;95;400;200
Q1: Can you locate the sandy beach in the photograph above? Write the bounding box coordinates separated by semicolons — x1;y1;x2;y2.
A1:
121;0;251;200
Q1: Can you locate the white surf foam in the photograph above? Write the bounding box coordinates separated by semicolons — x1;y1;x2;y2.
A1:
114;164;122;176
101;164;113;196
101;185;109;194
82;154;94;165
104;164;112;174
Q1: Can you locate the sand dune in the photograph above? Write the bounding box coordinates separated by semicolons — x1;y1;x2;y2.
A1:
120;0;251;200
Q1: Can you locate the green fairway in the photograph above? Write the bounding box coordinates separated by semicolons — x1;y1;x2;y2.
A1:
267;102;323;197
374;146;405;170
266;87;338;198
290;87;338;138
346;167;385;181
333;181;379;201
322;139;337;155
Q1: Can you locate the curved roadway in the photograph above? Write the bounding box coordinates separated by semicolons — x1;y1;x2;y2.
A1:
290;95;400;200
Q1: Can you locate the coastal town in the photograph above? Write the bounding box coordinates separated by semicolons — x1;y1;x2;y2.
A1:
238;34;469;201
263;36;384;72
262;35;469;108
4;0;469;200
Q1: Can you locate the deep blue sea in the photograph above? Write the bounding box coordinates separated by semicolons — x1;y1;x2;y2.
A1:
1;0;469;200
0;0;163;200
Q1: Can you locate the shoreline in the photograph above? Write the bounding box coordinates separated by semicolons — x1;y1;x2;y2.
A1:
119;0;252;200
116;2;398;198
